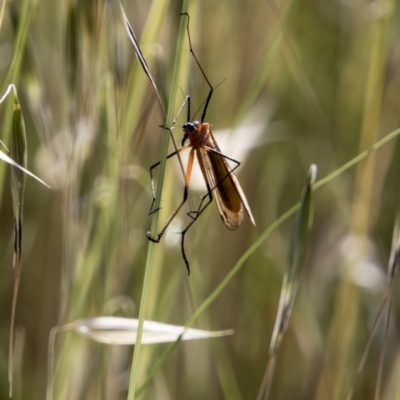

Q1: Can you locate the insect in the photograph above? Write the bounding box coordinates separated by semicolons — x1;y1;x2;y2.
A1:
147;13;256;274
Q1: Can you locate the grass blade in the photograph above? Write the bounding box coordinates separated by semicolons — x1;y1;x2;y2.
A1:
8;87;27;398
118;0;186;181
71;317;234;345
119;1;166;116
269;164;317;354
0;85;50;184
126;2;190;399
1;84;49;397
257;164;317;400
0;0;6;31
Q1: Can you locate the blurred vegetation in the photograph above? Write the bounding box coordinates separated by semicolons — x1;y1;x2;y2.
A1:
0;0;400;399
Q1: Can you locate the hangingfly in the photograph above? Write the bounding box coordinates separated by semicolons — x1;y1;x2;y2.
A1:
147;13;256;274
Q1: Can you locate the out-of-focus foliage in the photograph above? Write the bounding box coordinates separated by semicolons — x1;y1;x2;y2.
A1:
0;0;400;399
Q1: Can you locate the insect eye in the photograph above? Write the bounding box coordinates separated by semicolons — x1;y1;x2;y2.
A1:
183;123;195;132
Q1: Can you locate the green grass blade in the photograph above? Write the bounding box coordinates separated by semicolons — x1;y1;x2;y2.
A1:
127;2;190;398
257;165;316;400
269;164;316;355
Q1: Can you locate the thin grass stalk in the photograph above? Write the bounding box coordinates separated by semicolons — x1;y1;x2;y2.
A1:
9;87;27;398
0;0;6;31
13;327;25;400
46;324;75;400
127;2;190;398
375;298;392;400
257;355;276;400
375;181;400;399
345;286;391;400
120;0;169;144
313;128;400;190
1;0;34;87
119;1;165;116
213;340;243;400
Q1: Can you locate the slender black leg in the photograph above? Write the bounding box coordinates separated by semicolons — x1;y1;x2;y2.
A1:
147;184;189;243
178;150;214;274
147;97;193;243
180;12;213;123
180;182;213;275
148;146;189;215
147;148;195;243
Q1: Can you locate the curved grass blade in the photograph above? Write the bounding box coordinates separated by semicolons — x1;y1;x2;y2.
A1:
8;88;27;398
71;317;233;345
0;149;49;186
257;164;317;400
46;317;232;400
1;84;49;397
0;86;50;187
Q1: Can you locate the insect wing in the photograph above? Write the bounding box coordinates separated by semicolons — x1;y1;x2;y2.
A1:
202;130;256;229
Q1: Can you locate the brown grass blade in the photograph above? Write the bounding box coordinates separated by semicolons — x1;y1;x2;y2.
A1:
0;84;49;397
119;1;166;116
8;88;27;398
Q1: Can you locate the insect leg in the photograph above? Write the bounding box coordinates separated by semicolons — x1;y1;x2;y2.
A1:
204;147;241;171
147;148;195;243
158;93;191;192
180;12;213;123
179;150;214;274
148;145;189;215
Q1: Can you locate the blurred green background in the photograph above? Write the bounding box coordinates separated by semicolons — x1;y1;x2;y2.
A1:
1;0;400;399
